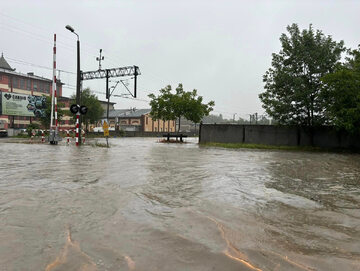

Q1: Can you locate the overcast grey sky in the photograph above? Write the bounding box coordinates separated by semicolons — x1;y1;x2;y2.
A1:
1;0;359;119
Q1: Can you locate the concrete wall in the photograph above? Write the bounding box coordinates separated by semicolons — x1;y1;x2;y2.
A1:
200;124;360;150
124;131;197;138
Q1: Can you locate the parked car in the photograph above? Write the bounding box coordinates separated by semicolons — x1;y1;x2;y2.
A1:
0;120;7;137
92;127;115;132
0;129;7;137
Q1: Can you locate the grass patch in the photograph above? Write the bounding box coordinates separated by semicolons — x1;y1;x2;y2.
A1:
201;142;335;152
85;132;124;138
11;133;30;138
91;140;110;148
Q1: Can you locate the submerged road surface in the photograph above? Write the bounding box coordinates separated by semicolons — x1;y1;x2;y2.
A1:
0;138;360;270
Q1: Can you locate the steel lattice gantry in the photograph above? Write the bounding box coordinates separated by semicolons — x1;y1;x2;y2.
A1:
80;65;140;81
80;65;140;98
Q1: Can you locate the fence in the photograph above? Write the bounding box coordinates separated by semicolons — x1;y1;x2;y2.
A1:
199;124;360;149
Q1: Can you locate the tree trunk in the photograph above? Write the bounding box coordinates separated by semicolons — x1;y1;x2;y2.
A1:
307;107;311;126
310;97;314;127
178;117;181;133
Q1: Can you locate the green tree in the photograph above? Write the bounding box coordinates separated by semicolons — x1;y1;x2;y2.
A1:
148;83;214;132
259;23;345;126
321;46;360;133
39;95;65;129
71;88;104;131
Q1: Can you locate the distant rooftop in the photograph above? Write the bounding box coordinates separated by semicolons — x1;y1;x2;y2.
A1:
104;108;151;118
120;108;151;118
104;109;130;118
0;53;14;71
0;53;61;83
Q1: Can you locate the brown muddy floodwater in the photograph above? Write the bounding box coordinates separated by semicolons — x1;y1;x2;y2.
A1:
0;137;360;271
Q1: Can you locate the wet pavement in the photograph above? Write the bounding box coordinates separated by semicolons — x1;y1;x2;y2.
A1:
0;137;360;270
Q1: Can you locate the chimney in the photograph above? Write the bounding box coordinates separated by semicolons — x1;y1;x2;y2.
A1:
27;72;34;76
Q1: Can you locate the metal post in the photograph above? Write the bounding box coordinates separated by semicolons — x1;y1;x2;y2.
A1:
106;70;110;148
106;70;110;121
76;39;82;145
66;130;70;144
134;65;137;98
50;34;55;132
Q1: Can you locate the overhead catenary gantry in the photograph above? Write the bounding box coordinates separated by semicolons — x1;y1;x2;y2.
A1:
80;65;140;144
80;65;140;99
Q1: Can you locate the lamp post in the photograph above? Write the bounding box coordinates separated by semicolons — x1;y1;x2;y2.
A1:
65;25;82;145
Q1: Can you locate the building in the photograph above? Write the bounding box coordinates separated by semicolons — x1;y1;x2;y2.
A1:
0;53;63;130
101;108;176;132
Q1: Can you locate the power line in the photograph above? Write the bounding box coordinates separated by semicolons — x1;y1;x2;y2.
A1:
7;57;76;74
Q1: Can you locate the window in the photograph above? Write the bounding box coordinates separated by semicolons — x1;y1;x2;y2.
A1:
45;83;50;93
26;79;31;90
146;117;148;125
38;82;43;92
33;82;38;91
20;79;25;89
13;77;18;88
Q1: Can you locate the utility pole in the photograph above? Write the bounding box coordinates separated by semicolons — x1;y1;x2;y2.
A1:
255;112;258;124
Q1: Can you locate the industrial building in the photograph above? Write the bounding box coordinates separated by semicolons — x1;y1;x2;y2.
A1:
101;108;176;132
0;53;63;131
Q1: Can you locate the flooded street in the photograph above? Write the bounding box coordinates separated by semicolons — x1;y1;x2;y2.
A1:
1;137;360;270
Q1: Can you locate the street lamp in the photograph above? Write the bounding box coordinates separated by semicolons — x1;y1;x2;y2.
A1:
65;25;82;145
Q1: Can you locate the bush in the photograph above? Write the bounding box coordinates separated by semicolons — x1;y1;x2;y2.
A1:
26;123;40;137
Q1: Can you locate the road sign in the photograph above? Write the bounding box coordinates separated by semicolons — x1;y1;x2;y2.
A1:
103;120;109;137
103;120;109;129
